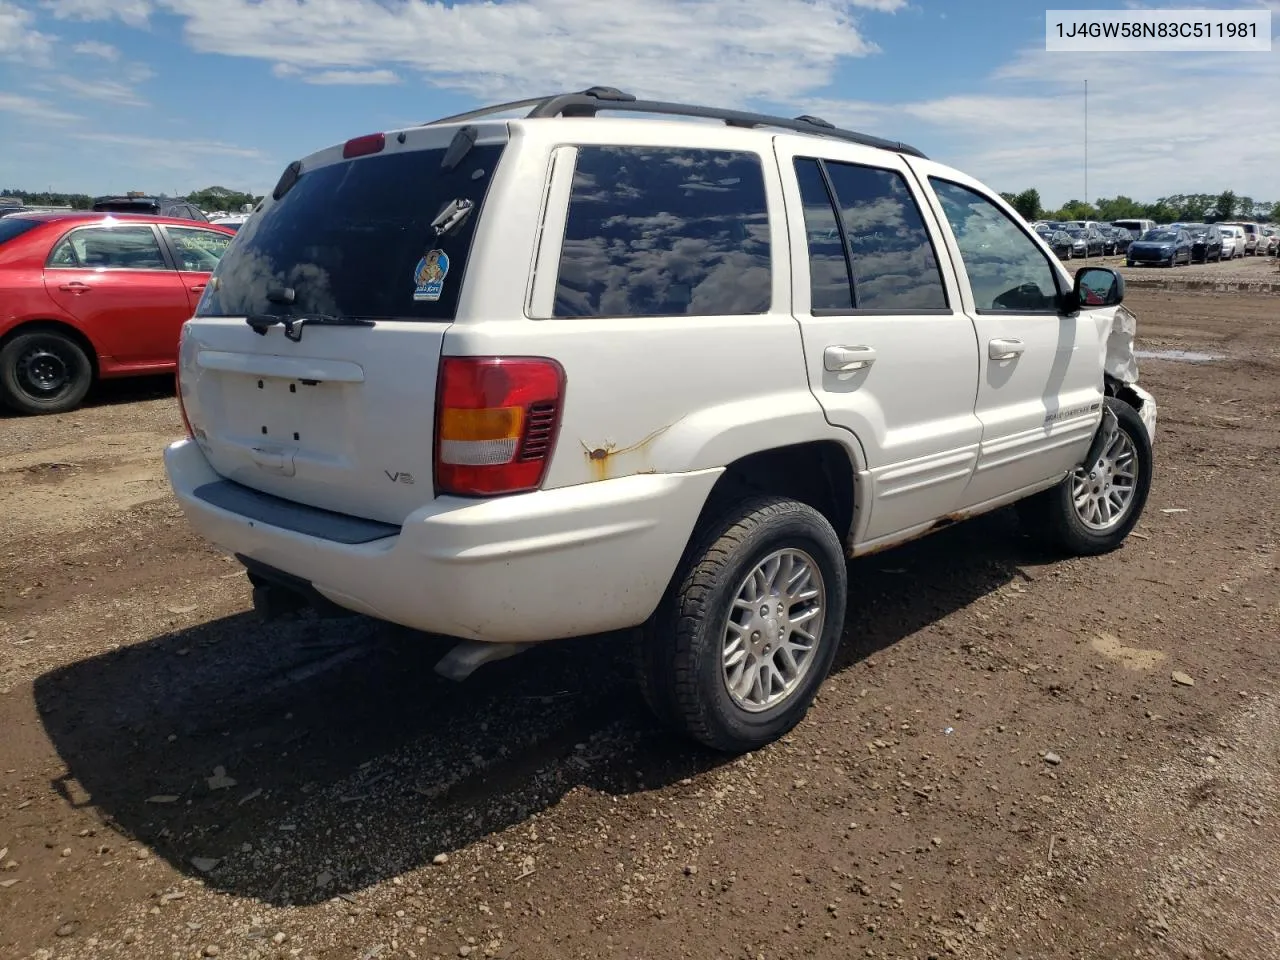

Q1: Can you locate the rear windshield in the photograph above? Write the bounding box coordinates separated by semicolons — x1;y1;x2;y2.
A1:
0;217;40;245
93;200;160;213
197;143;504;322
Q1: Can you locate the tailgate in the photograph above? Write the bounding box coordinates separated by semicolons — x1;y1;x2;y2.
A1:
178;122;509;525
181;319;446;525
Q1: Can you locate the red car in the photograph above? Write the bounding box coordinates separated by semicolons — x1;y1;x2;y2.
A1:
0;212;236;414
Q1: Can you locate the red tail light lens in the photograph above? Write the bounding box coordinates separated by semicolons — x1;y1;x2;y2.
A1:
434;357;565;496
342;133;385;159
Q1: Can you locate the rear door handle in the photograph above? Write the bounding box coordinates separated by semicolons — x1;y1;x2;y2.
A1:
189;284;207;294
988;338;1025;360
824;345;877;372
58;282;91;294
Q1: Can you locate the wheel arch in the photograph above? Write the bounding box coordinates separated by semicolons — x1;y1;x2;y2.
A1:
694;440;861;551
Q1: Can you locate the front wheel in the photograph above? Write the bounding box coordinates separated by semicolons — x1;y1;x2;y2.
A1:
1017;397;1153;556
0;331;94;415
638;497;847;753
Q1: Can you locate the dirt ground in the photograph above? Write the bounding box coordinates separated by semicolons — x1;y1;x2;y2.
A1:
1;284;1277;960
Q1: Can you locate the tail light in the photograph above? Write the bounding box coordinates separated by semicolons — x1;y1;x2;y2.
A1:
434;357;565;496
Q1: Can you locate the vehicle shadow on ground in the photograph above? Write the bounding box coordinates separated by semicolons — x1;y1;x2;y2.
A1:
34;509;1040;906
0;374;174;419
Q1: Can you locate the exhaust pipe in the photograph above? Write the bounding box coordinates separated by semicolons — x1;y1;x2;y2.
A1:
434;640;535;681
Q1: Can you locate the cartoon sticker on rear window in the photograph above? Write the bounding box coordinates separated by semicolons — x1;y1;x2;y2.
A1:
413;249;450;302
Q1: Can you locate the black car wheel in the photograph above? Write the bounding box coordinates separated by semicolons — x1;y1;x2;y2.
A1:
0;331;94;415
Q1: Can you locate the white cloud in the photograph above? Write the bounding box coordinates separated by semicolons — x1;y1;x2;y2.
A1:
0;0;55;65
0;90;82;123
42;0;152;28
155;0;891;104
802;45;1280;207
73;39;120;60
54;74;148;107
274;66;402;85
72;130;267;162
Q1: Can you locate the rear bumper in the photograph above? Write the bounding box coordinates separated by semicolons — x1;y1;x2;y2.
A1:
165;439;721;643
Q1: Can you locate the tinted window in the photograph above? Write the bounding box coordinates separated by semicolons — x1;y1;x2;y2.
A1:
0;217;40;245
793;158;852;310
199;144;503;322
553;146;771;318
823;160;947;311
48;225;166;270
1142;231;1177;241
166;226;233;271
930;179;1059;312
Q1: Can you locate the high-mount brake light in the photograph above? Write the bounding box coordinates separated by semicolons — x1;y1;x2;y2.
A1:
342;133;386;159
434;357;565;497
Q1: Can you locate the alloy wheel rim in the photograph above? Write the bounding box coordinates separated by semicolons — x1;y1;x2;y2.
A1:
721;548;826;713
1071;427;1139;531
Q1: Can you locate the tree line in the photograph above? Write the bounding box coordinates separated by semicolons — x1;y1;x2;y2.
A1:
2;185;262;212
999;188;1275;225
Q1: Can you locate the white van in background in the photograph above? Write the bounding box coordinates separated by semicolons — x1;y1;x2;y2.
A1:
1111;218;1156;236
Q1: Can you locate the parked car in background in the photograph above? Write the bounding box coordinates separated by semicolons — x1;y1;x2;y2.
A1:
1221;222;1261;256
1261;226;1279;256
1034;224;1075;259
1185;224;1224;263
1219;225;1246;259
161;89;1156;753
0;213;235;414
1127;228;1192;267
92;194;209;223
1063;226;1104;258
1105;226;1133;255
210;214;251;233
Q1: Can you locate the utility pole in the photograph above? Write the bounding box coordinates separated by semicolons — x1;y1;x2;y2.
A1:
1084;79;1089;210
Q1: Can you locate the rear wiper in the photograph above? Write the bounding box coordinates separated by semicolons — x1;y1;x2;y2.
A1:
246;313;374;343
431;197;474;237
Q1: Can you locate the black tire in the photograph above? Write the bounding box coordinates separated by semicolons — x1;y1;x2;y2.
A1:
0;331;93;415
638;496;847;753
1017;397;1153;556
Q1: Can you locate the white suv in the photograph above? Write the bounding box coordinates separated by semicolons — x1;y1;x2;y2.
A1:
166;88;1158;753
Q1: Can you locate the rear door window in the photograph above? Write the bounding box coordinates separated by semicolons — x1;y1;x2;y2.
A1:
553;146;771;318
198;142;505;321
164;226;234;272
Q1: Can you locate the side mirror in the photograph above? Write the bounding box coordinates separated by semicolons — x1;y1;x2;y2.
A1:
1073;266;1124;309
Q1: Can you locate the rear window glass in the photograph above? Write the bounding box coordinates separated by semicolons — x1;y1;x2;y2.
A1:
0;217;40;245
553;146;771;318
197;142;504;322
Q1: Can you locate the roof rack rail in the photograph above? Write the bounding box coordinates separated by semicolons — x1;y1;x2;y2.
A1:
423;87;927;159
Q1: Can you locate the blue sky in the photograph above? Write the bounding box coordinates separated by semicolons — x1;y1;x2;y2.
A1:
1;0;1276;207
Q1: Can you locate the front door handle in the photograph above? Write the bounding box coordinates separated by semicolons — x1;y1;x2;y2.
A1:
58;282;91;294
824;345;877;372
988;338;1025;361
189;284;207;294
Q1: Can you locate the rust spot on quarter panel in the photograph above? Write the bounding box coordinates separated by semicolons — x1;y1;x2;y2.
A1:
580;421;681;482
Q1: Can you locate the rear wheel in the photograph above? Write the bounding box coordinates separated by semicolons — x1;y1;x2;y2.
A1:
0;331;93;415
638;496;847;753
1017;397;1152;556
